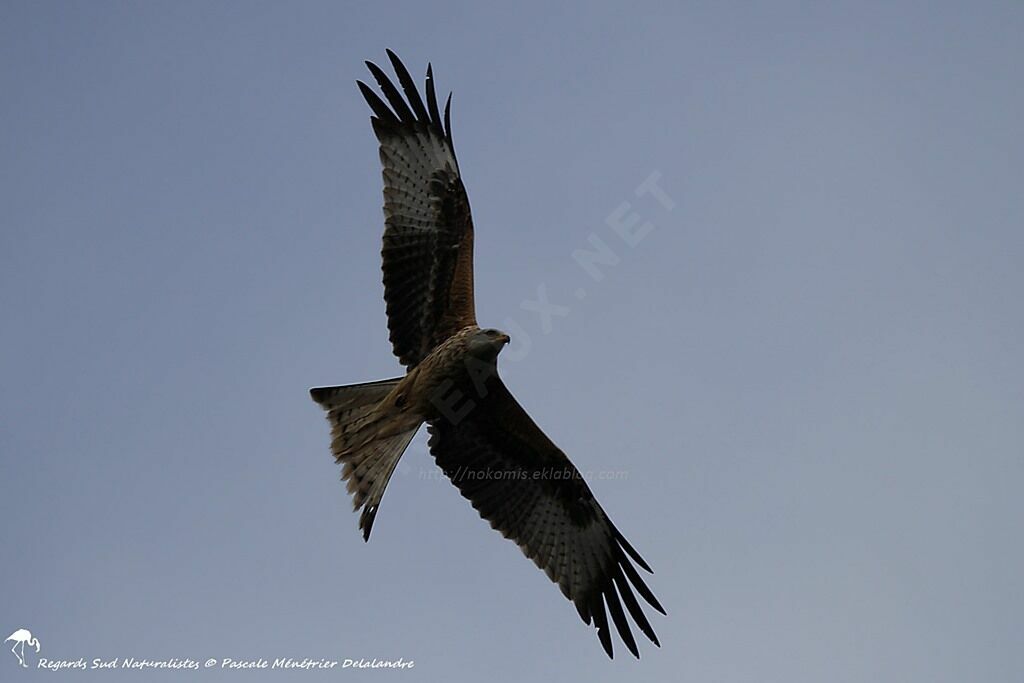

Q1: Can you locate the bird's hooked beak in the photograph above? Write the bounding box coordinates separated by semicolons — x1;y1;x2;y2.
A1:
497;333;511;346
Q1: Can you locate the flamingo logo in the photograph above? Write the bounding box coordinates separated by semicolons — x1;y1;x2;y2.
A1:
5;629;40;668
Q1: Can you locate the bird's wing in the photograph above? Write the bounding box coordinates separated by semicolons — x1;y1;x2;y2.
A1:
358;51;477;368
426;378;665;659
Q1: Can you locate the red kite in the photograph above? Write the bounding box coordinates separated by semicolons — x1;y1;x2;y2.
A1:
311;51;664;658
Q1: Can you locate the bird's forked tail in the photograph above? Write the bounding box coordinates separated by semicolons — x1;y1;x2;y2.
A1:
310;378;421;540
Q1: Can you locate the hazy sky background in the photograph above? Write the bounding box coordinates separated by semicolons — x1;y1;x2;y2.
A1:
2;2;1022;681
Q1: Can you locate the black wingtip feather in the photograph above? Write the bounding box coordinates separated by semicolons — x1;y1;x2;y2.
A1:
612;524;654;573
618;552;667;615
361;55;452;150
365;60;415;124
590;592;614;659
425;64;442;129
357;80;397;123
613;568;660;647
386;50;430;123
605;584;640;658
443;92;453;142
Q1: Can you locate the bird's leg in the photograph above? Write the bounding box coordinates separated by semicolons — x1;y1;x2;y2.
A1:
12;640;24;667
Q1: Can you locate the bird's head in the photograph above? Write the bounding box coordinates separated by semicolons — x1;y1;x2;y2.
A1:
468;327;511;361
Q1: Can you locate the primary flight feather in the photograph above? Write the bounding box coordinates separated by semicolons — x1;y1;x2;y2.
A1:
310;50;664;659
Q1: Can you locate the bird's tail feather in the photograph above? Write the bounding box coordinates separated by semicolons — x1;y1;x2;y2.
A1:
310;378;421;540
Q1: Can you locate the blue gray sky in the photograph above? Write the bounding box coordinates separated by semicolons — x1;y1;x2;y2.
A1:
2;1;1022;681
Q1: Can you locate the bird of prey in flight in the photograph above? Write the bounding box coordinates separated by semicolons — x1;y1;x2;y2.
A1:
310;50;664;659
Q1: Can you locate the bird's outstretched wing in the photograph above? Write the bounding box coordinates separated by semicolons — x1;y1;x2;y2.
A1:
358;51;477;368
427;379;665;659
